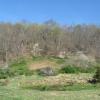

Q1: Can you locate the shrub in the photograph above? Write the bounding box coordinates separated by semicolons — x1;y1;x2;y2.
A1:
59;65;96;74
59;65;80;73
0;69;9;79
93;66;100;83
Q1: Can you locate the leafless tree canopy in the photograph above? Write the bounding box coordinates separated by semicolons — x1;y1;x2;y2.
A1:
0;21;100;63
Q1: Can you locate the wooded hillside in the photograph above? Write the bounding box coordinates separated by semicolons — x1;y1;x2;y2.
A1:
0;21;100;64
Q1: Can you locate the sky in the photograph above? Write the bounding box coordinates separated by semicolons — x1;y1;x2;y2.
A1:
0;0;100;25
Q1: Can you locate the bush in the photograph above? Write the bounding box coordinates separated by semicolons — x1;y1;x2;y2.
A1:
59;65;80;74
59;65;96;74
0;69;9;79
93;66;100;83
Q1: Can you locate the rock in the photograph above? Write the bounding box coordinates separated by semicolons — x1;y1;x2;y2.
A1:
37;67;55;76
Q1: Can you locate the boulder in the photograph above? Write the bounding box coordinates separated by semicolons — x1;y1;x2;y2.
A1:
37;67;55;76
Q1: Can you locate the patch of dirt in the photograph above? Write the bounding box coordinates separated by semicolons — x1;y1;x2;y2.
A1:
29;60;58;70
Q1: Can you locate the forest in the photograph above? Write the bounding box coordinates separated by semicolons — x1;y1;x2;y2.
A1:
0;20;100;65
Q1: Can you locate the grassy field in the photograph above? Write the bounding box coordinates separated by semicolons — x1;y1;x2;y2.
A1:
0;87;100;100
0;74;100;100
0;56;100;100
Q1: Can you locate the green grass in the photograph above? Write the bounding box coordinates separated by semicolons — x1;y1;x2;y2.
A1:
22;83;100;91
0;58;34;79
0;84;100;100
0;56;100;100
0;74;100;100
32;56;45;61
0;87;100;100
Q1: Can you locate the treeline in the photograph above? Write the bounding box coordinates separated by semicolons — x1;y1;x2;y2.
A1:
0;20;100;64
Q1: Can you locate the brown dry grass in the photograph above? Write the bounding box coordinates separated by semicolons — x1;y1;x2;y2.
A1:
20;74;93;89
29;60;58;70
